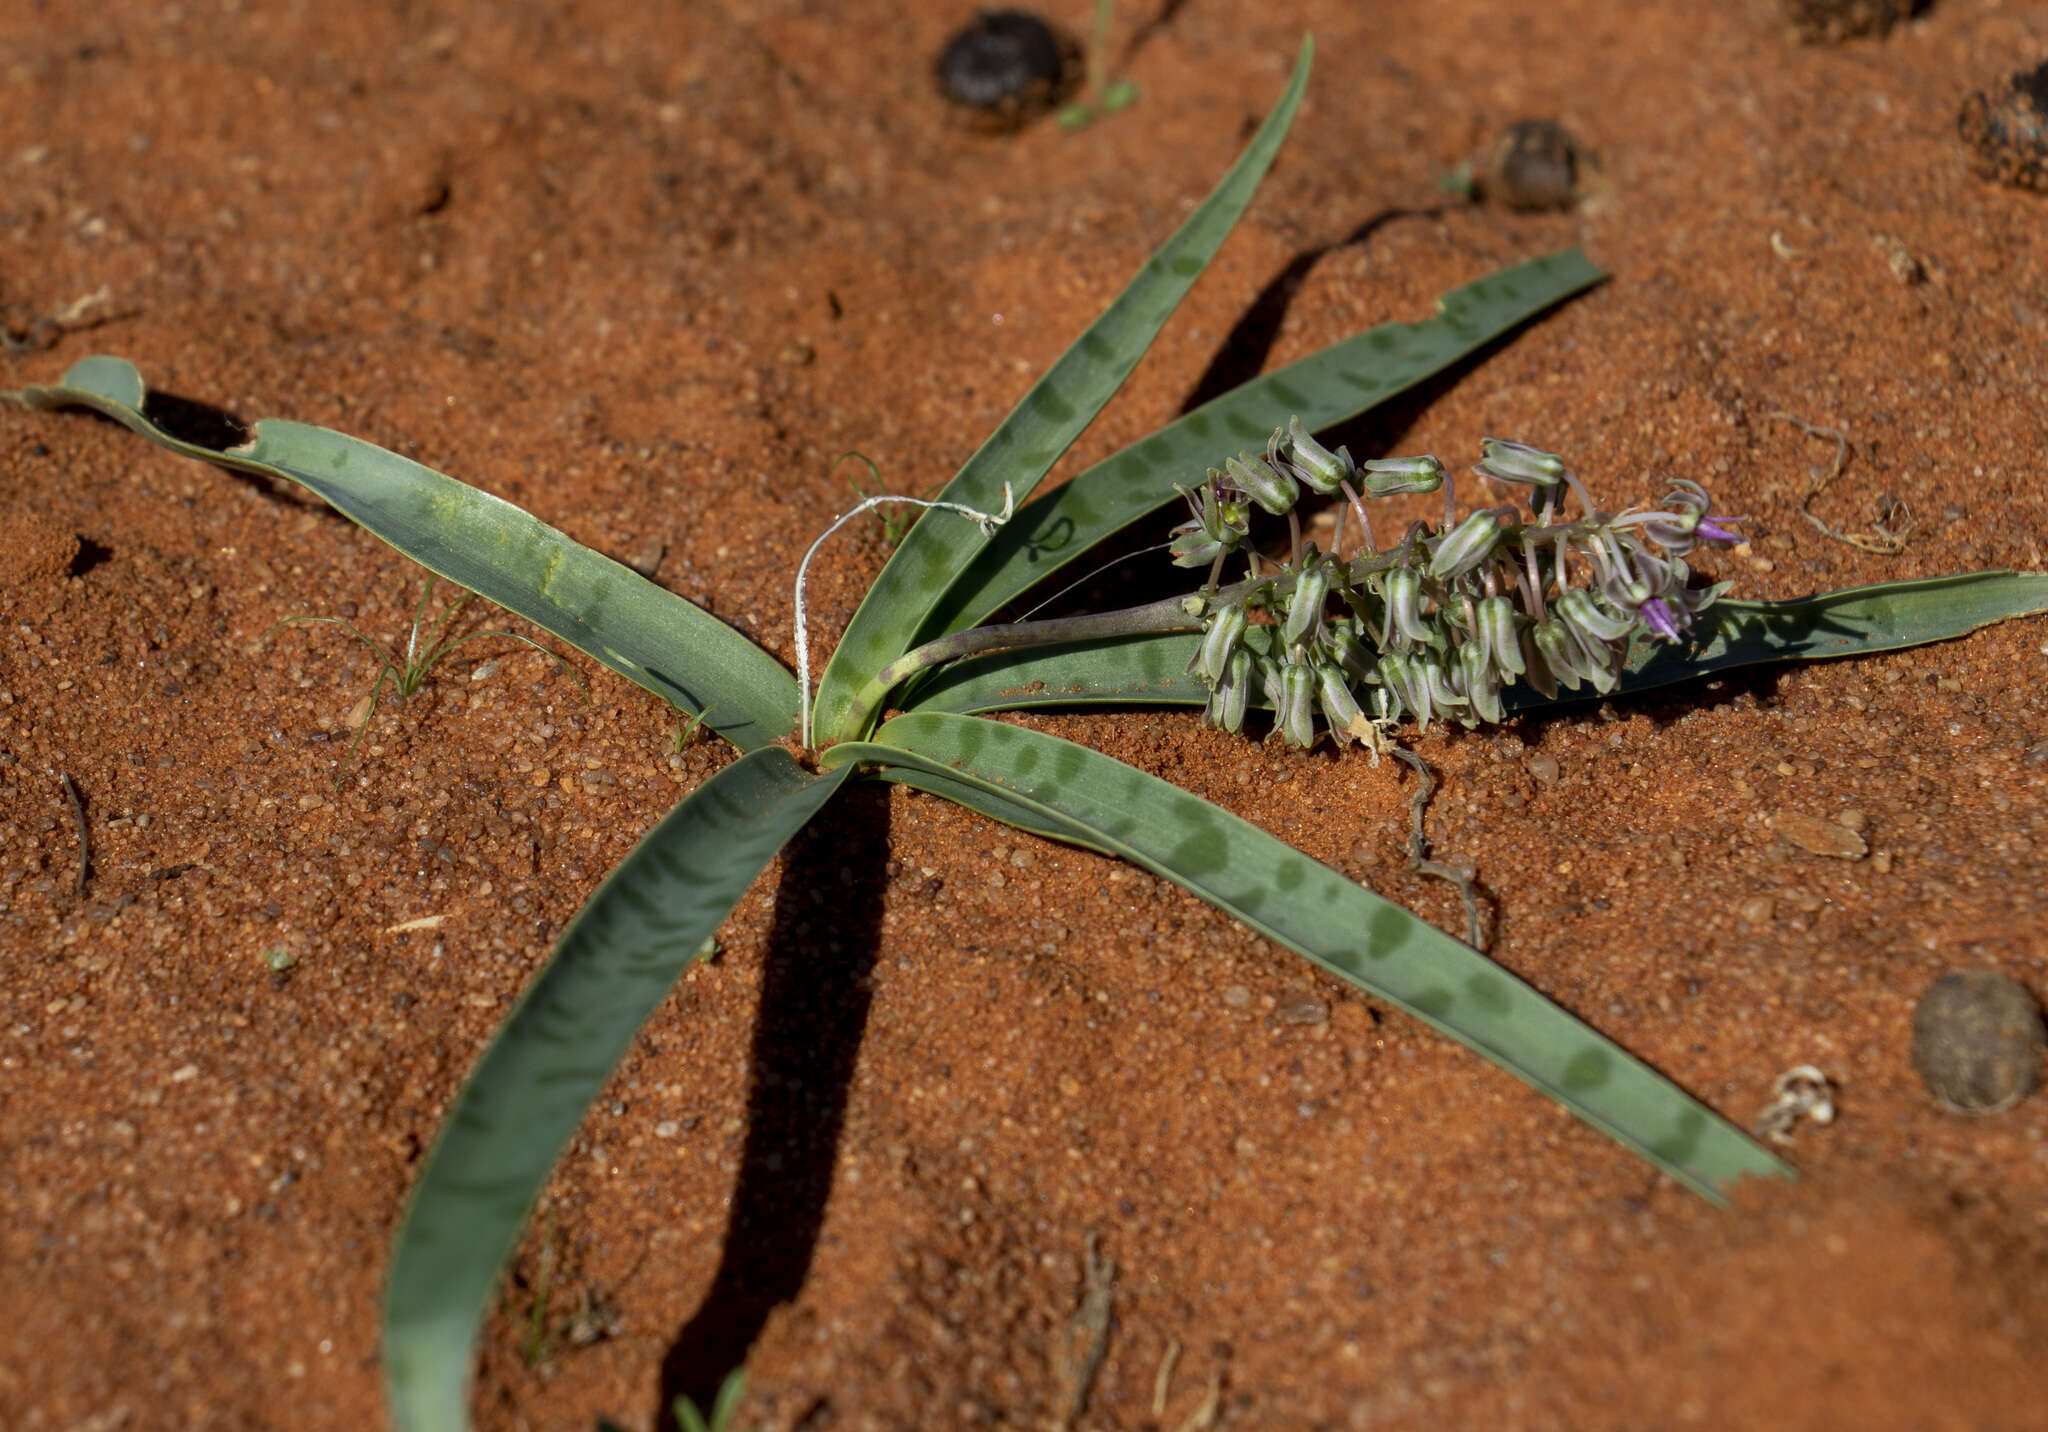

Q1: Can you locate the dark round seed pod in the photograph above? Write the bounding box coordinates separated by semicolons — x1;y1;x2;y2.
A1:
1481;120;1595;212
934;10;1076;131
1780;0;1925;44
1909;970;2046;1115
1958;61;2048;193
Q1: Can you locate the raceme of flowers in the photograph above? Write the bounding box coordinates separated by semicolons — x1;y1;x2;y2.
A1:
1169;418;1743;747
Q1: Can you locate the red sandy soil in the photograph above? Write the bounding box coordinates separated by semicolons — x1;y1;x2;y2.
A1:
4;1;2047;1428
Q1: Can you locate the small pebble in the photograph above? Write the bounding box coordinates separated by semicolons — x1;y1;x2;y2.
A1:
934;10;1073;129
1482;119;1595;211
623;535;664;578
1910;971;2046;1115
1738;895;1776;926
1272;989;1329;1026
1525;754;1560;786
1221;984;1252;1010
1770;809;1867;860
1959;60;2048;191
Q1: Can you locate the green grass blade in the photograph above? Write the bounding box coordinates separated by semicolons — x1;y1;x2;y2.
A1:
22;356;799;751
808;38;1316;745
904;571;2048;716
917;249;1606;641
382;749;851;1432
828;712;1788;1203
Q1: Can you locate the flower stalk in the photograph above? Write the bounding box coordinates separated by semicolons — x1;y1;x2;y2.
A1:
836;421;1743;747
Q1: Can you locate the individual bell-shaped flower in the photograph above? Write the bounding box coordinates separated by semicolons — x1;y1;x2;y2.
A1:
1375;566;1432;648
1555;587;1638;646
1281;558;1333;646
1628;478;1745;555
1167;481;1248;568
1518;623;1560;701
1278;416;1355;496
1422;652;1467;716
1275;660;1319;748
1474;437;1566;488
1474;594;1526;678
1192;599;1249;685
1223;451;1299;516
1531;618;1590;692
1316;663;1368;744
1458;639;1505;725
1377;651;1431;728
1321;617;1378;684
1428;507;1508;581
1638;596;1683;642
1204;647;1254;734
1358;453;1446;498
1582;646;1621;694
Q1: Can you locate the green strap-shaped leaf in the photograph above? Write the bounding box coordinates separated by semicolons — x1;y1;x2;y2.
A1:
827;712;1787;1203
873;763;1118;856
808;39;1316;745
903;571;2048;716
22;356;799;751
383;748;851;1432
917;248;1607;642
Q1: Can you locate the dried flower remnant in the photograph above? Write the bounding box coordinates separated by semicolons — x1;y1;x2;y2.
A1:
1958;61;2048;193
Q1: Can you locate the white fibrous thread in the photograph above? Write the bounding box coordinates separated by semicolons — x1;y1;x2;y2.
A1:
793;486;1015;748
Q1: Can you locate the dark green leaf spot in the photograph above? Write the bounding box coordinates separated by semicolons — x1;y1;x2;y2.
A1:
1410;987;1454;1017
1562;1047;1614;1092
1464;973;1513;1017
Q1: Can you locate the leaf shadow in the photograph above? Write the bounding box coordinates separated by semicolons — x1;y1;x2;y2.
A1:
1179;205;1452;413
654;781;890;1426
140;387;249;451
131;387;326;510
999;207;1525;625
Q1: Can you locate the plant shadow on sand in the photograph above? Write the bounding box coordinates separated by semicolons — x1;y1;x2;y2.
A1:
656;782;891;1427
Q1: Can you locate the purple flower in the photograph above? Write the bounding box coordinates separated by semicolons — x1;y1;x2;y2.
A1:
1694;513;1743;545
1638;596;1681;642
1624;478;1746;555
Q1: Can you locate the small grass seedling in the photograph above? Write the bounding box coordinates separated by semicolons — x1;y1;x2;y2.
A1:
673;1370;749;1432
1056;0;1141;130
266;574;583;781
669;703;714;754
835;452;923;548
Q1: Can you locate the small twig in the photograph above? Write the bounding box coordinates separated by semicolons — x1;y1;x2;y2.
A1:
1768;409;1913;555
59;772;89;899
1152;1338;1182;1418
1388;746;1485;949
1055;1231;1116;1431
3;286;114;354
1172;1370;1223;1432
